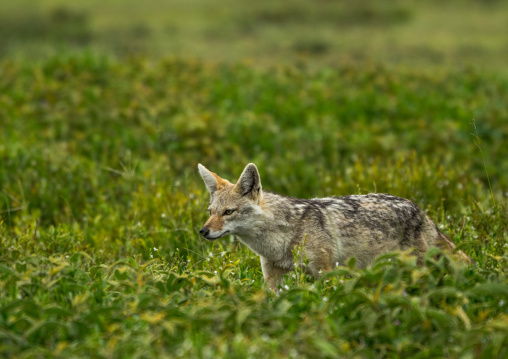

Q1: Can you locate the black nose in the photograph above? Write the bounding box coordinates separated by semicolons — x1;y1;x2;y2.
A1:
199;228;210;237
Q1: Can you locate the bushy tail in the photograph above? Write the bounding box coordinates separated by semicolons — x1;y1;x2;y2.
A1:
437;231;473;264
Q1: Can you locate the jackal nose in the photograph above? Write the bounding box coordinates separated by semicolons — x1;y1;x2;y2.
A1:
199;228;210;237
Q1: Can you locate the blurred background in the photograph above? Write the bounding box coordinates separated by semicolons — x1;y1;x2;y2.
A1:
1;0;508;72
1;0;507;239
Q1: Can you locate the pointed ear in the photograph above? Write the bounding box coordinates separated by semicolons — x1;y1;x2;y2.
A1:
198;164;231;193
234;163;262;200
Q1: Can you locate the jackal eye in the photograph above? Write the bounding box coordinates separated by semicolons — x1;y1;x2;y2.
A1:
223;209;235;215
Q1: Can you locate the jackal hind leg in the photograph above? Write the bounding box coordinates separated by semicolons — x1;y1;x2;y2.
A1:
308;247;334;279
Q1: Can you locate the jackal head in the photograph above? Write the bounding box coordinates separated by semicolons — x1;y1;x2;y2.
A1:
198;163;263;241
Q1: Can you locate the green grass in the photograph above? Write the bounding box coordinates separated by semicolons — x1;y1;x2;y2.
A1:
1;54;507;357
2;2;508;357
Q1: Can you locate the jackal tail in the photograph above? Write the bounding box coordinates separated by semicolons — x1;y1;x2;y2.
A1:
437;231;473;264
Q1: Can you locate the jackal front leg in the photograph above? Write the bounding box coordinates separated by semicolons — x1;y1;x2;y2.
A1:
260;256;290;291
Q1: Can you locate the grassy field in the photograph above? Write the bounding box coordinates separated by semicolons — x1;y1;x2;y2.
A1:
1;55;507;358
1;1;508;358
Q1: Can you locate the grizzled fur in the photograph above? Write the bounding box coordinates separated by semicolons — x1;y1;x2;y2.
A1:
198;163;466;290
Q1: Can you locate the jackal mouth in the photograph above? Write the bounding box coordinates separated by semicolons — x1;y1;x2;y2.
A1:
204;230;230;241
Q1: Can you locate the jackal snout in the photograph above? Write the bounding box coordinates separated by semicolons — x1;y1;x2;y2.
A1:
199;213;228;240
199;226;231;241
199;227;210;238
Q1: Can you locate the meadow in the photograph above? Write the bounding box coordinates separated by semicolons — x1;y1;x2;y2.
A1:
1;1;508;358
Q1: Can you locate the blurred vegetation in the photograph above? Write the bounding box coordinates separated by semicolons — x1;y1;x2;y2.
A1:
1;57;507;232
1;0;508;71
1;0;508;358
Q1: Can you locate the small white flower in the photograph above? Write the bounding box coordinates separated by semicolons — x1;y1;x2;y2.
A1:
153;247;158;251
284;285;289;290
318;269;322;274
207;258;210;261
323;296;328;302
161;213;166;218
214;271;217;275
150;255;153;258
336;262;339;267
292;274;296;278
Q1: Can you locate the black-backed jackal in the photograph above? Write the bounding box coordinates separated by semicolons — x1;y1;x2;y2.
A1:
198;163;469;290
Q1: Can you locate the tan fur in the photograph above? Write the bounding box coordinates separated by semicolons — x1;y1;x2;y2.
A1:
203;215;225;234
213;174;231;190
198;163;470;290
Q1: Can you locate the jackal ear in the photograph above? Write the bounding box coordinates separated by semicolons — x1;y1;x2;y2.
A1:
198;164;230;193
234;163;262;200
